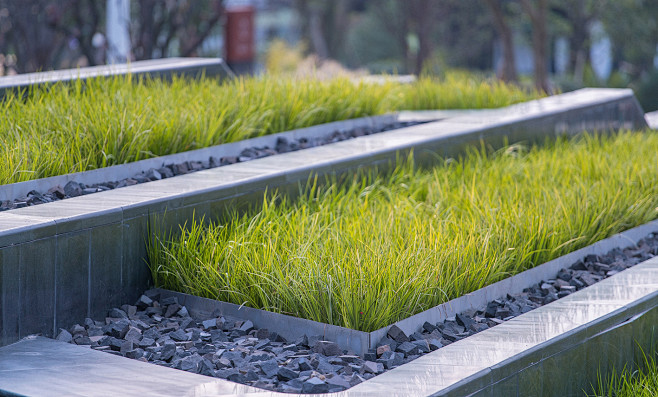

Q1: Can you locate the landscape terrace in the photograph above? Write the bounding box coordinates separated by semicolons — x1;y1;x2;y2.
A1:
0;58;657;397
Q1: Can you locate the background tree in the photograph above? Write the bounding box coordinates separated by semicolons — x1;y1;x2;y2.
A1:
0;0;101;73
0;0;224;73
485;0;517;82
132;0;224;60
520;0;550;92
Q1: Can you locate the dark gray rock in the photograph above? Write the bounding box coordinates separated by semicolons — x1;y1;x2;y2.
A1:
125;349;144;359
157;167;174;178
312;341;343;356
169;328;189;342
160;342;176;361
396;341;419;357
257;359;279;378
455;313;474;329
164;303;182;317
178;354;203;373
73;335;92;345
386;325;409;343
135;295;153;309
69;324;86;335
362;361;384;374
56;329;73;343
307;335;322;347
422;321;437;333
297;357;313;372
108;308;128;319
302;377;329;393
63;181;83;197
277;366;299;381
107;321;130;339
145;168;162;181
326;375;351;391
428;339;443;351
124;326;142;343
238;320;254;333
411;339;430;354
198;359;216;377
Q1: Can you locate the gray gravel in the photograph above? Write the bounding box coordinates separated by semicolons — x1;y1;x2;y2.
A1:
0;121;424;212
58;232;658;393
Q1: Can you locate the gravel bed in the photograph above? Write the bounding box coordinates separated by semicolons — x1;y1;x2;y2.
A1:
0;121;424;212
57;232;658;393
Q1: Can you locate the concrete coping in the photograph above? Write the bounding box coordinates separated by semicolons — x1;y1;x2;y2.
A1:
0;111;437;202
646;110;658;129
0;57;234;99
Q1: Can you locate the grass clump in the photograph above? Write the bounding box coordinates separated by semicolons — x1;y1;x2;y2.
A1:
148;130;658;332
589;349;658;396
0;73;539;185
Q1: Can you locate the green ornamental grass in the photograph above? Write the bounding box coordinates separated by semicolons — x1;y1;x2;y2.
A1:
0;73;539;185
589;349;658;396
148;131;658;332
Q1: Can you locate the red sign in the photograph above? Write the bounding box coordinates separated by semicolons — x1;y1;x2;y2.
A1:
225;7;255;63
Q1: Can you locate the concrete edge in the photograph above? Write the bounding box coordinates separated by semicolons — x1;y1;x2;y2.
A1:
0;112;431;202
0;57;233;94
375;220;658;347
435;289;658;396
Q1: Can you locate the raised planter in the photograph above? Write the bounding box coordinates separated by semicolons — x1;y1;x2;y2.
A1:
0;88;648;348
1;246;656;396
0;57;234;99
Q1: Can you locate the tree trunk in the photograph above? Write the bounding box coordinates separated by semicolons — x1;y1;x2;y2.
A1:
485;0;517;82
413;0;433;75
521;0;550;93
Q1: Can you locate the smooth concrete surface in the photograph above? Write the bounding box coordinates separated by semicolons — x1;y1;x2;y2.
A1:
0;88;649;347
646;110;658;129
0;57;233;100
154;219;658;356
0;336;258;397
1;259;656;397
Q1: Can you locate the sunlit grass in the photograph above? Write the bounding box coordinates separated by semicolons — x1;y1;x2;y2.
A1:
148;130;658;332
0;73;540;185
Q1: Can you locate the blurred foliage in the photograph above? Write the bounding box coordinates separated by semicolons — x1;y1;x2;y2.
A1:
634;70;658;112
265;39;306;74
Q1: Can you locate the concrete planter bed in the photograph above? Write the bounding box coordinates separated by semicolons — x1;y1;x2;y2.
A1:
49;223;658;395
0;88;655;396
1;224;658;396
